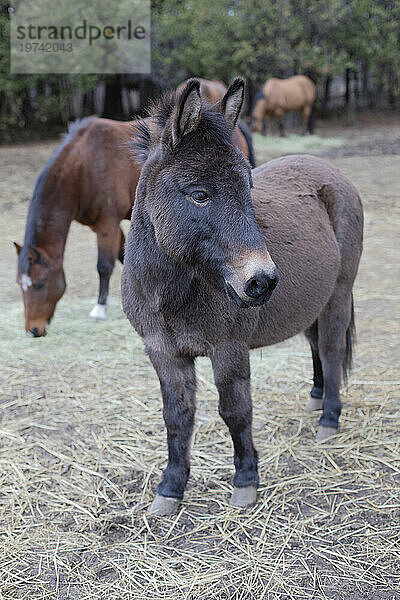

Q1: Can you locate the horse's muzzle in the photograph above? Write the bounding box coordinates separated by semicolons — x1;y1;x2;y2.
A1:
26;327;47;337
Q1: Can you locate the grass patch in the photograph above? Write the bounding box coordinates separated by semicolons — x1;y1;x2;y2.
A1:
253;133;343;164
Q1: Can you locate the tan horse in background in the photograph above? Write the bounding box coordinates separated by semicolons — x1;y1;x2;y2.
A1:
251;75;316;136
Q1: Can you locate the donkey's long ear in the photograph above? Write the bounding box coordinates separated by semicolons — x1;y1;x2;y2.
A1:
220;77;245;127
172;79;202;145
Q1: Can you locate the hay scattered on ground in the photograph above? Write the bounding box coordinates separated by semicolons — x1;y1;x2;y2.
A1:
1;120;400;599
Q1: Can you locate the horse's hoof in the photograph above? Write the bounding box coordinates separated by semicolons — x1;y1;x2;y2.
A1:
230;486;257;508
316;426;337;442
148;495;180;516
89;303;107;320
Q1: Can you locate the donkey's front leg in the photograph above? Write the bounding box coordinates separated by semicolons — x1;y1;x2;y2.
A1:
147;350;196;515
211;343;258;508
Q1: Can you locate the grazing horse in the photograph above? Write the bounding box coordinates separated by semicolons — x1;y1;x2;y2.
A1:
251;75;316;137
15;111;257;337
122;78;363;514
15;117;141;336
178;77;256;166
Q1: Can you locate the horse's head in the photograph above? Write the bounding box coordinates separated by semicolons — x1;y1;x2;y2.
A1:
14;243;66;336
132;78;279;308
250;90;267;134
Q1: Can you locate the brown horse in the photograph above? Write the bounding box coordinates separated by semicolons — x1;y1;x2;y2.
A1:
177;77;228;104
122;78;363;514
178;77;256;166
251;75;316;137
15;117;140;336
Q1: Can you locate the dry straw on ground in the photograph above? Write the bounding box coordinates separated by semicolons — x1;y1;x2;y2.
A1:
1;117;400;599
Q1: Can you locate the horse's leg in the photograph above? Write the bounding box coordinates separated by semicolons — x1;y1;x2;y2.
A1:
275;109;285;137
147;351;196;515
304;321;324;412
263;113;270;136
211;343;258;508
315;287;353;441
90;220;121;320
301;106;311;135
118;227;125;264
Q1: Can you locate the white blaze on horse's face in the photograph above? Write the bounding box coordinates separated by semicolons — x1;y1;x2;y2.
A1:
21;273;32;292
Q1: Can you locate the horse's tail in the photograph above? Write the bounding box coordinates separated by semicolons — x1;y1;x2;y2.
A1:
237;119;256;168
307;103;316;134
343;293;355;383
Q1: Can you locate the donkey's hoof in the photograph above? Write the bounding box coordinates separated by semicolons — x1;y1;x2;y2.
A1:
310;386;323;399
230;486;257;508
148;495;180;516
316;426;337;442
89;303;107;320
305;397;324;412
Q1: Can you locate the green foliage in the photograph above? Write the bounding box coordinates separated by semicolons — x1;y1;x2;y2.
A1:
152;0;400;93
0;0;399;140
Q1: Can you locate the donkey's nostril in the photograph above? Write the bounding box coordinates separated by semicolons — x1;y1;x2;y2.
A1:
245;275;268;299
244;268;279;299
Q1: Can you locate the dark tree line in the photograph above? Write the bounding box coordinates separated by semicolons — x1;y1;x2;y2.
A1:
0;0;399;142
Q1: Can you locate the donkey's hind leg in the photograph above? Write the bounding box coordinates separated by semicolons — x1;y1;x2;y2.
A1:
304;321;324;412
211;343;258;508
315;287;354;442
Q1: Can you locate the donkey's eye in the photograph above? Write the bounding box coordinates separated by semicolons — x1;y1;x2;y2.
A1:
190;190;209;204
33;282;45;290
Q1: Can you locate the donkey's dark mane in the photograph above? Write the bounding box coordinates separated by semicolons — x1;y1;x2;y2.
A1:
131;90;234;165
19;117;94;274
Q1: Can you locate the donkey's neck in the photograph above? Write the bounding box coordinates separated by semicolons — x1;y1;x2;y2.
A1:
130;207;194;313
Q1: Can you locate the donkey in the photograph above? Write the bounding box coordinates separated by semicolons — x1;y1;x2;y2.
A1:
251;75;316;137
121;78;363;514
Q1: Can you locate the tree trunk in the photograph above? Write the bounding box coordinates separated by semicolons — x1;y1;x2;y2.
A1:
103;76;123;119
345;68;351;105
83;88;95;116
321;75;332;117
345;70;355;126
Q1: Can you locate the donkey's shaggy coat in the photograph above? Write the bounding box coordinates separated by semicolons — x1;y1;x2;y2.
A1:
122;78;363;513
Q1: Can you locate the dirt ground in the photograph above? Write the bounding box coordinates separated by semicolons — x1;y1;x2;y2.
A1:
1;113;400;599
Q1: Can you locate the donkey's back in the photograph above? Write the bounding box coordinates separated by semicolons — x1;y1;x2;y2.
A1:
250;155;363;347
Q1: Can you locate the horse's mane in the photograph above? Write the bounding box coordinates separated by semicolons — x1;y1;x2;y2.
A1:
19;117;95;274
131;90;234;165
